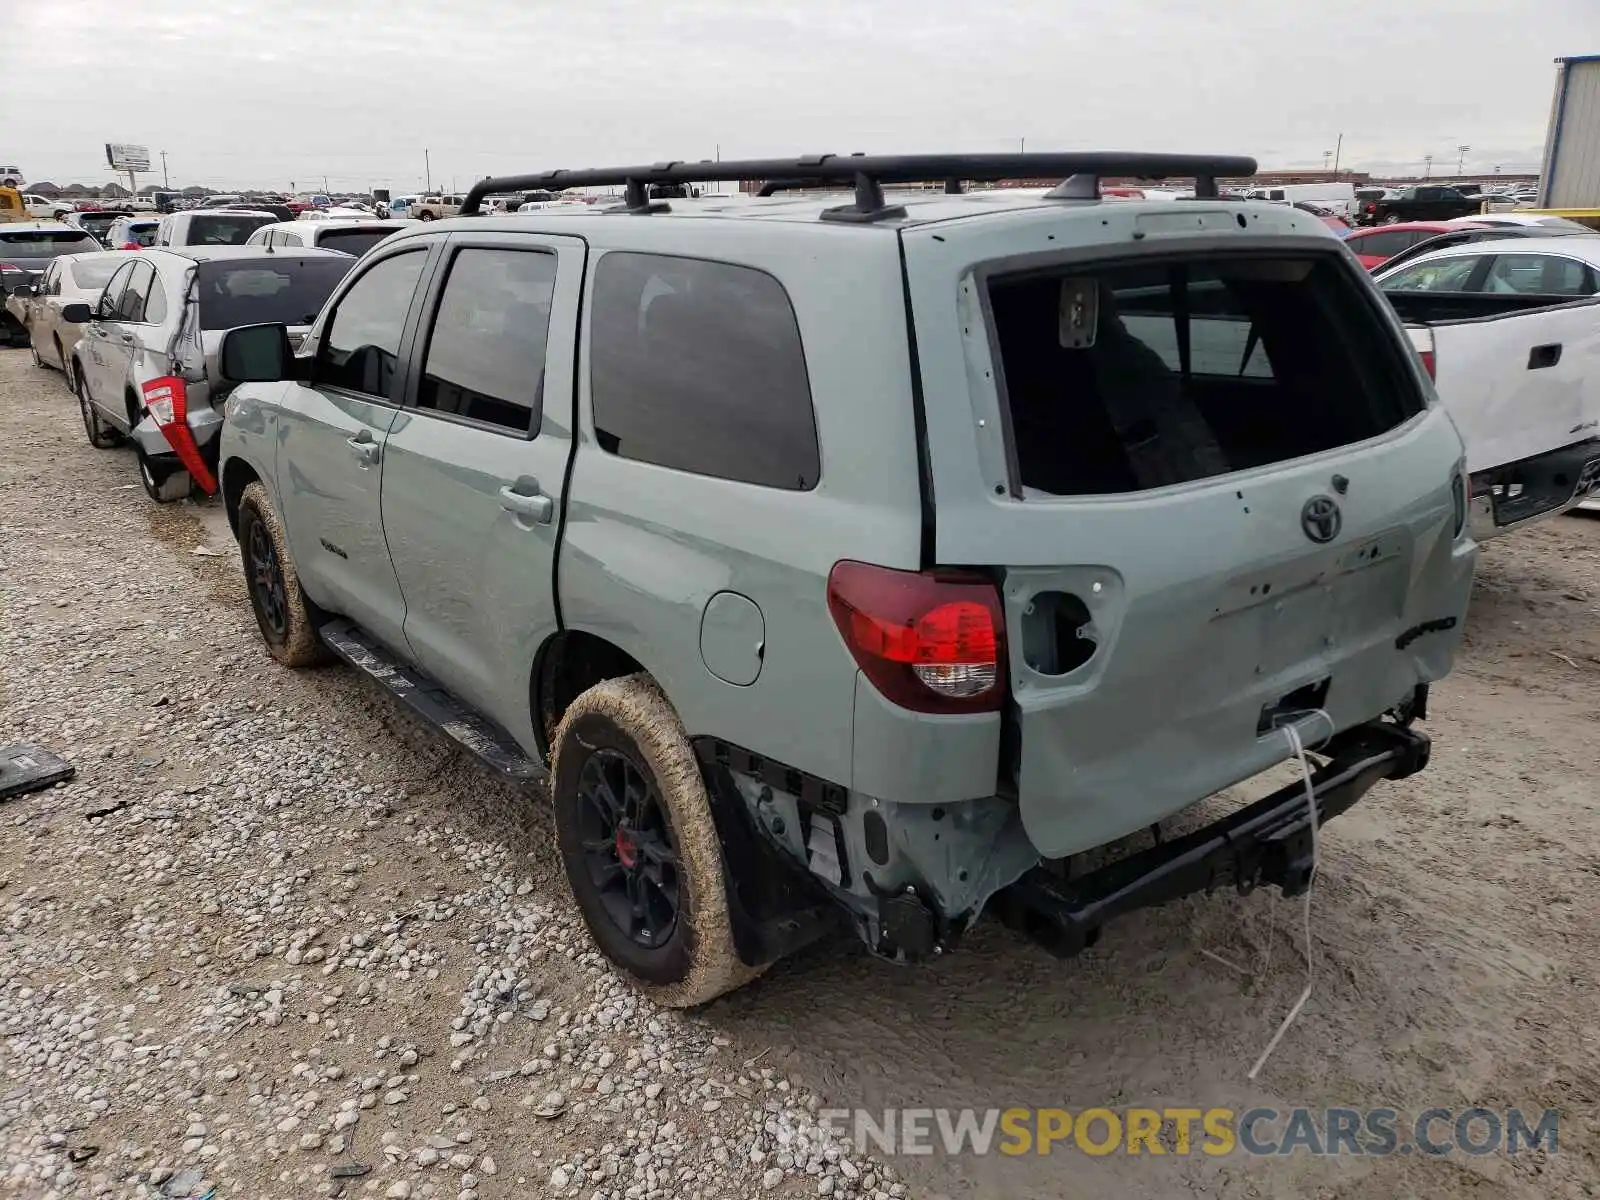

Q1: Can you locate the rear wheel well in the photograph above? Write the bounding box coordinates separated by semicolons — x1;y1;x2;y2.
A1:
222;459;261;535
533;631;644;759
124;387;140;430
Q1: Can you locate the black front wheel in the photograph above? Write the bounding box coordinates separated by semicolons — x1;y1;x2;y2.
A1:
552;675;760;1007
236;482;331;668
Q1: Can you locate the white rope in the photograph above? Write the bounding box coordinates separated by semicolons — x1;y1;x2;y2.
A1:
1246;711;1333;1080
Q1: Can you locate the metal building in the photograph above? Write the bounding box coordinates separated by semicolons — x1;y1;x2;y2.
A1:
1540;54;1600;208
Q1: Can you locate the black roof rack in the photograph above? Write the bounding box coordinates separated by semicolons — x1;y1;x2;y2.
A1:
460;152;1258;222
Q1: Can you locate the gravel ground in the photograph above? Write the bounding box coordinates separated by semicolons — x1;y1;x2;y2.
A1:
2;346;1598;1200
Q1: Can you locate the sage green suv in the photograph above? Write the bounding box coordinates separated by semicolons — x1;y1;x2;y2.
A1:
215;153;1475;1006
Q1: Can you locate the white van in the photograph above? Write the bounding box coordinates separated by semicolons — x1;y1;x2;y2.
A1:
1247;182;1357;218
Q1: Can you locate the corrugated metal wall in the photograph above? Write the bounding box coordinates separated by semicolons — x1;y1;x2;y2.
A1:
1544;58;1600;208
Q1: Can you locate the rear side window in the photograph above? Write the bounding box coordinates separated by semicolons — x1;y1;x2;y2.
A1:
313;250;427;398
986;253;1424;496
69;258;123;290
589;252;820;489
196;257;354;330
1379;255;1483;293
416;247;556;434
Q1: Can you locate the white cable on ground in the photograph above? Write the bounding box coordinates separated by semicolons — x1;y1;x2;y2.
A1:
1247;712;1333;1081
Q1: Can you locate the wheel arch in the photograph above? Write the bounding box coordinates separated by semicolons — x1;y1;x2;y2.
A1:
220;457;262;536
530;629;646;761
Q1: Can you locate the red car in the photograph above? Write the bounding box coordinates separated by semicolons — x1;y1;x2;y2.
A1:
1343;221;1487;270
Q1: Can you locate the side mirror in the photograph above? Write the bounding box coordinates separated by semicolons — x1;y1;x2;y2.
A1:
10;283;33;298
220;322;293;383
60;302;93;323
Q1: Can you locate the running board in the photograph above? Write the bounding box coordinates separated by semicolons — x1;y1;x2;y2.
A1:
319;620;542;783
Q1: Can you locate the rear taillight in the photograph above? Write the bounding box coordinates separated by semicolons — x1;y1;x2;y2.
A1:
141;376;218;494
826;561;1006;714
1405;327;1436;380
1364;202;1376;213
0;263;21;272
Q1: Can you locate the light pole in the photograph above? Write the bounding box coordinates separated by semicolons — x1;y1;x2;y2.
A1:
1456;144;1471;175
424;149;431;194
1423;154;1434;179
160;150;169;189
1019;137;1026;154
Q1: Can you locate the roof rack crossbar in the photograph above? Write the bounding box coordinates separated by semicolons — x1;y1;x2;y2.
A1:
459;152;1258;218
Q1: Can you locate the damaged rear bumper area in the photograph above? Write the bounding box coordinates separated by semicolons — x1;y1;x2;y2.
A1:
991;719;1430;958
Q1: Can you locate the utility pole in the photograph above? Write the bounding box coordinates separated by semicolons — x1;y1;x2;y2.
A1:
424;149;431;193
160;150;169;189
1456;144;1471;175
1332;132;1343;177
1019;136;1026;154
323;175;330;194
1423;154;1434;179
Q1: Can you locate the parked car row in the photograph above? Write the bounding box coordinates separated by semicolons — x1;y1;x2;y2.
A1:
13;155;1593;1011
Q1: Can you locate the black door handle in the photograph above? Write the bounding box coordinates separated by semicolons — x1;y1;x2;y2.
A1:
1528;343;1562;369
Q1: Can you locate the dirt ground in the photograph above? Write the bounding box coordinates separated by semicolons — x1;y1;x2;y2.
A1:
2;346;1598;1199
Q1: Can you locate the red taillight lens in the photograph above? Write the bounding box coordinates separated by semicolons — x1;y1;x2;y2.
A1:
1418;349;1436;380
0;263;22;272
1364;203;1376;213
141;376;218;494
827;561;1006;714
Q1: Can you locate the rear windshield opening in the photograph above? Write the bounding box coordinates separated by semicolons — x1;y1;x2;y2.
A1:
188;214;276;245
987;254;1424;496
0;231;100;259
315;227;394;257
195;258;352;329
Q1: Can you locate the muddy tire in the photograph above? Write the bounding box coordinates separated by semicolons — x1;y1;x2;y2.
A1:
417;210;435;221
77;369;122;449
552;674;761;1007
135;445;192;502
237;481;331;668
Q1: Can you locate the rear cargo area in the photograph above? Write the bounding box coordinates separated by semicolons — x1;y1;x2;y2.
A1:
988;253;1424;495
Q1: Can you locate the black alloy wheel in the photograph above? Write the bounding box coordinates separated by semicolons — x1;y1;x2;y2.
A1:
575;748;681;949
247;516;289;641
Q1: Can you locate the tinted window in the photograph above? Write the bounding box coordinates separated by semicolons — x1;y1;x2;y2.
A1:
1379;256;1484;292
313;250;427;397
1350;231;1413;258
416;248;555;433
589;252;820;489
316;227;395;257
125;223;159;247
195;257;353;330
0;230;99;259
115;260;155;322
186;214;276;245
99;262;135;317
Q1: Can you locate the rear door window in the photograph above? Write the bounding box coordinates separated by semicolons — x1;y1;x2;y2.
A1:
986;253;1424;495
1483;253;1595;296
588;251;820;489
312;250;428;398
0;229;100;259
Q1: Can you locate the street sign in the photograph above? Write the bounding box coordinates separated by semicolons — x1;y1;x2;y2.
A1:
105;143;152;172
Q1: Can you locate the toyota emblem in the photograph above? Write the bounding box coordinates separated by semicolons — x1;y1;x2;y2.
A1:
1300;496;1342;544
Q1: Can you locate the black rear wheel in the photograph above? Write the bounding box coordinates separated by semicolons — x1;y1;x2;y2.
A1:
77;370;122;449
552;675;761;1007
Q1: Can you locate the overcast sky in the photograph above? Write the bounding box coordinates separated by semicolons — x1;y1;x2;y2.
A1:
5;0;1597;191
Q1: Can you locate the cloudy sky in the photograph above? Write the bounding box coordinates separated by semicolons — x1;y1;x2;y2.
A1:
5;0;1597;191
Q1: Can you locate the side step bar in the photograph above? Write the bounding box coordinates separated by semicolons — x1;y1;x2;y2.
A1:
319;620;542;783
992;720;1430;958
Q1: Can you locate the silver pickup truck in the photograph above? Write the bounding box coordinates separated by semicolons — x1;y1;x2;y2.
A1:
215;153;1476;1006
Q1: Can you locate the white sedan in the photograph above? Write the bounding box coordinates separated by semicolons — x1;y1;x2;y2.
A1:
5;251;127;377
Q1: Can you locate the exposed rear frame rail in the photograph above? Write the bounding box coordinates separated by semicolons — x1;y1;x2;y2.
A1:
461;152;1258;222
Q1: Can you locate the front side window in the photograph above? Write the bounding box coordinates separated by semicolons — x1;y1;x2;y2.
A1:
416;247;556;433
312;250;427;398
589;252;820;489
1380;255;1483;293
99;262;135;317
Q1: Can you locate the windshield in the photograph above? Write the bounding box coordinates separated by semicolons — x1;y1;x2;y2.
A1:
195;258;353;329
187;214;276;245
68;258;124;289
315;227;396;257
0;230;101;259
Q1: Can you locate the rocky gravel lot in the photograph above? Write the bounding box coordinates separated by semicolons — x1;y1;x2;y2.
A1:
2;346;1599;1200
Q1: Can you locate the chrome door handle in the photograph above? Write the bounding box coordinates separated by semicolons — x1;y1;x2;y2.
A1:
346;435;380;466
498;485;552;524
